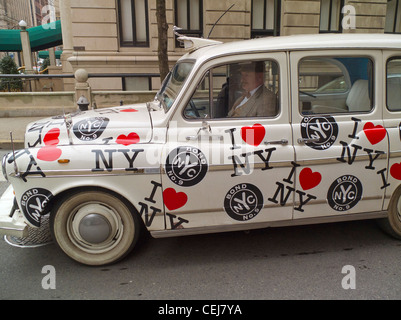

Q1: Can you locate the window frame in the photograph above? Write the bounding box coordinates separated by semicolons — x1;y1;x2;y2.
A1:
319;0;345;34
174;0;203;47
385;0;401;34
118;0;150;48
386;56;401;112
122;76;152;91
251;0;281;38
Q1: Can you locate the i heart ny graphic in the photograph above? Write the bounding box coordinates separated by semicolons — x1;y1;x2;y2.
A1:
299;167;322;190
116;132;140;146
37;128;62;162
363;122;386;145
390;162;401;180
163;188;188;211
241;124;266;146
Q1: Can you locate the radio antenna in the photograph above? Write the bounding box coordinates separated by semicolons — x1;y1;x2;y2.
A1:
207;4;235;39
9;132;19;177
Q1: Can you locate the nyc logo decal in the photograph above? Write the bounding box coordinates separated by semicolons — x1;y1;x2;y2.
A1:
327;175;363;212
73;117;109;141
224;183;263;221
300;115;338;150
165;146;208;187
20;188;53;227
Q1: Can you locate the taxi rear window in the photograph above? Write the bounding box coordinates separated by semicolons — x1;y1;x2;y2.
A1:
299;57;374;115
387;57;401;112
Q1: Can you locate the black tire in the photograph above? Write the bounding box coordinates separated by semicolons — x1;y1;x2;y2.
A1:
377;186;401;240
50;190;141;266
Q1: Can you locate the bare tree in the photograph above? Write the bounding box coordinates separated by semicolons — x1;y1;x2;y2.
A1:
156;0;169;82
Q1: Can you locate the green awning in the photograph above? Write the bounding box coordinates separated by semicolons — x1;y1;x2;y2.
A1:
0;29;22;51
0;20;62;52
38;50;63;59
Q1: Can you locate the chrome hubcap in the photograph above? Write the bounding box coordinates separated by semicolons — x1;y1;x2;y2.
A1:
68;203;123;253
79;214;111;244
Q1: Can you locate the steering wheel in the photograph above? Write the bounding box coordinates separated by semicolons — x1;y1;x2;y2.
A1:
189;99;201;118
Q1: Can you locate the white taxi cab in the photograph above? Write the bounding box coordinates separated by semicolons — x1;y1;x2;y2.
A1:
2;33;401;265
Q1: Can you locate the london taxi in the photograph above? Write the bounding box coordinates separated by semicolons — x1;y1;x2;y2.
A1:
2;33;401;265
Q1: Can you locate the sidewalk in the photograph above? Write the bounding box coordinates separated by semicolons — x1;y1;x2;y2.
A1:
0;117;44;149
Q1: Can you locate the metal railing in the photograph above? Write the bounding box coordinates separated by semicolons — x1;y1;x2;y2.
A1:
0;73;161;92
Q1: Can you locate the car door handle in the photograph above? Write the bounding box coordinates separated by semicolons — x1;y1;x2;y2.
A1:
297;138;320;144
265;139;288;145
186;134;223;141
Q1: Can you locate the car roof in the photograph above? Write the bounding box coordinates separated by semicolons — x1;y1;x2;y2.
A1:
182;33;401;62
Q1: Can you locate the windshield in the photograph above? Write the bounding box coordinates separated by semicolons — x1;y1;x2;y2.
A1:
156;62;194;112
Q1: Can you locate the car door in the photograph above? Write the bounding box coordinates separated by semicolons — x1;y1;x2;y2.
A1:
290;50;389;220
161;53;296;231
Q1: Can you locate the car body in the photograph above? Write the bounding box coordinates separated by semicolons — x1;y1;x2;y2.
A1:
2;33;401;265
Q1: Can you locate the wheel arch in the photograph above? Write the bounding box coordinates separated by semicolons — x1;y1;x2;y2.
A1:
47;185;145;229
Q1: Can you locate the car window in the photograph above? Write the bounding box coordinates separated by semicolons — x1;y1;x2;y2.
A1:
387;57;401;112
156;62;194;112
299;57;374;115
183;60;279;119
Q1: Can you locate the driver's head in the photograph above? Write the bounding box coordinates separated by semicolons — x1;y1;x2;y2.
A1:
240;62;265;92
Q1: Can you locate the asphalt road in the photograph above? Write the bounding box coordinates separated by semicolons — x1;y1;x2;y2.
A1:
1;148;401;301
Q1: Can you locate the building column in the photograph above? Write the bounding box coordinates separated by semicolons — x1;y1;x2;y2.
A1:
59;0;73;54
59;0;74;90
19;23;34;74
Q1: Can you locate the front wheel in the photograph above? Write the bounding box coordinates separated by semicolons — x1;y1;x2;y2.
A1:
50;190;141;266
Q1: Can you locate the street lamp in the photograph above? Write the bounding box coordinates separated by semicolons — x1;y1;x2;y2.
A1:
18;20;27;30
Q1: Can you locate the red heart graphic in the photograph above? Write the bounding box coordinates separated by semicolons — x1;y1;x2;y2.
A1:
163;188;188;211
241;124;266;146
37;146;62;162
43;128;60;146
116;132;140;146
120;108;138;112
38;128;62;161
390;162;401;180
363;122;386;145
299;167;322;190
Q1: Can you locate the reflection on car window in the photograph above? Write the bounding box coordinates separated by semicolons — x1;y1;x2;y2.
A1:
299;57;373;115
183;60;279;119
156;62;194;112
387;58;401;111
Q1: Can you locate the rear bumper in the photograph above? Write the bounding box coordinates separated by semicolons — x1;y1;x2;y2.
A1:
0;185;28;237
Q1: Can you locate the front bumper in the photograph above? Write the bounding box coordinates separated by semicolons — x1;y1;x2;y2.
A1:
0;185;28;237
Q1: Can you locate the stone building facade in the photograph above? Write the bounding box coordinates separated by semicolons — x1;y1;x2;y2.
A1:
59;0;397;91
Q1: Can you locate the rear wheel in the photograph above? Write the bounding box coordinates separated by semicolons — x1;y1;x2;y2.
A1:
50;190;141;266
378;187;401;240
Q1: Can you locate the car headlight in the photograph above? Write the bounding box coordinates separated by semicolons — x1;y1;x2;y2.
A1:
2;153;9;182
